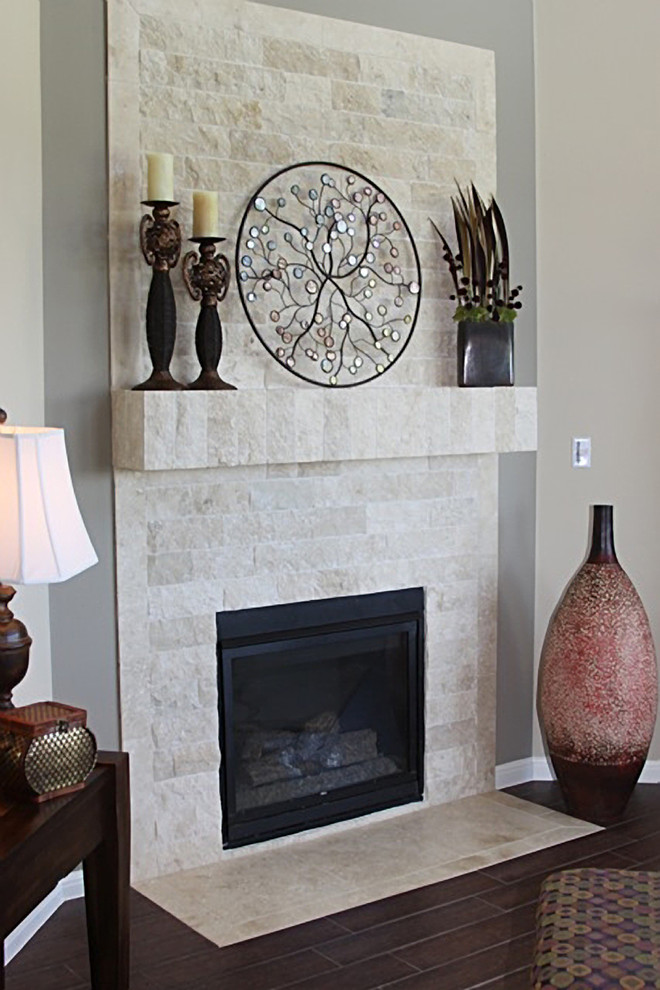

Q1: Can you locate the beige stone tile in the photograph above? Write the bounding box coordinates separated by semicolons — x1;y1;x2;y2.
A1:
135;789;600;941
294;389;325;463
415;389;447;455
515;387;538;451
198;891;366;947
132;0;240;20
288;835;429;889
173;391;208;468
326;141;428;185
479;825;599;864
475;58;496;134
284;73;332;109
112;391;145;469
390;794;560;850
207;390;267;467
140;121;230;162
323;392;352;461
142;393;176;469
229;127;295;167
262;38;360;82
108;0;140;84
138;847;354;925
149;612;216;652
331;79;381;116
139;14;261;64
223;575;279;611
266;390;296;464
472;132;498;193
494;388;516;450
376;388;430;459
118;654;152;737
151;772;224;875
150;644;216;712
448;388;475;453
486;788;577;826
470;390;496;452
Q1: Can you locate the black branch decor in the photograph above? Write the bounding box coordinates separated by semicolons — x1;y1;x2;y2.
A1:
236;162;421;387
431;183;522;323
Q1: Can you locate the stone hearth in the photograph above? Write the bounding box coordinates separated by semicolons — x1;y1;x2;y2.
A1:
135;791;597;948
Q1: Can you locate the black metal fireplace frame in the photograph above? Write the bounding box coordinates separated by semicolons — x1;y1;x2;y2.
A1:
217;587;425;848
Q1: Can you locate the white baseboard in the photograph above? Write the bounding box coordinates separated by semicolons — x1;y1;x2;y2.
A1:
496;757;660;789
495;758;532;788
495;756;553;788
5;870;84;965
639;760;660;783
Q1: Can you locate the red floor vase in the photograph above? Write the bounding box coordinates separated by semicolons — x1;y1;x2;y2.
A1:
538;505;657;824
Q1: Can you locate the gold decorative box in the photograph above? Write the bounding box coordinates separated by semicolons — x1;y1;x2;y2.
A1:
0;701;97;802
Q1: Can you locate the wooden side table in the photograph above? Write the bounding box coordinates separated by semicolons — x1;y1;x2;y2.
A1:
0;751;130;990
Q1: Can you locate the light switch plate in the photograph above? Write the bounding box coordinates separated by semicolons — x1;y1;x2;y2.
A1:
572;437;591;468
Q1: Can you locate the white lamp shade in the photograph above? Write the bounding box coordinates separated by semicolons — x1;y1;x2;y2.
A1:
0;426;98;585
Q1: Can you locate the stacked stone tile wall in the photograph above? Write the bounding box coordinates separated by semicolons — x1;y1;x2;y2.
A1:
116;453;499;877
107;0;531;881
108;0;495;391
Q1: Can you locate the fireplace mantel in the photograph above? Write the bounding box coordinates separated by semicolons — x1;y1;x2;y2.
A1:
112;386;536;472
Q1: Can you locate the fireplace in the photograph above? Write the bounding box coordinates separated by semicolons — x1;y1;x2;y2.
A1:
217;588;425;848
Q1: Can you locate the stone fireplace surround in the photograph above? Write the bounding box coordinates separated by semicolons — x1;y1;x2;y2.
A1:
113;387;536;880
108;0;538;881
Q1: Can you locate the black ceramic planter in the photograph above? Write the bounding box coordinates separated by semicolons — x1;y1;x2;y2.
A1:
457;320;514;387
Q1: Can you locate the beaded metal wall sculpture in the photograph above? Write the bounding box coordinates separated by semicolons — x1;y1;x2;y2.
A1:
236;162;421;387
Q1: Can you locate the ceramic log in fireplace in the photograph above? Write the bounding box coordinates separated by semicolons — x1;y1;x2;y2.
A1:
217;588;425;848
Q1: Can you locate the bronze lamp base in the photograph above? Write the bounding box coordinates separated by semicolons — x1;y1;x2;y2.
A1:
0;585;32;710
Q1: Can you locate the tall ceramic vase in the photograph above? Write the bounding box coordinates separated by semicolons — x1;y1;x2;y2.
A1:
539;505;657;824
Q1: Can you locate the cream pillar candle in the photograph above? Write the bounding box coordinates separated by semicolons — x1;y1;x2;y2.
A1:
192;190;219;238
146;152;174;201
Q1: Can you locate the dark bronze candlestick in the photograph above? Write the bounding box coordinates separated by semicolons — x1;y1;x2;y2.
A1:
182;237;236;390
134;200;185;391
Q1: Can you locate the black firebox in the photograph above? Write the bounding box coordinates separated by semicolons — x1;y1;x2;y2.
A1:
217;588;424;848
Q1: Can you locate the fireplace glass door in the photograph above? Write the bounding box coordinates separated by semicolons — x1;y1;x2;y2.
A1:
217;588;424;847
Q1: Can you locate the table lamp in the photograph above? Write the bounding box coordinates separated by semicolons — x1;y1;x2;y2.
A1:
0;409;98;709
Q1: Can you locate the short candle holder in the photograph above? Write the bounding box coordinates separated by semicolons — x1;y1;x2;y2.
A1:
182;237;236;390
134;200;185;391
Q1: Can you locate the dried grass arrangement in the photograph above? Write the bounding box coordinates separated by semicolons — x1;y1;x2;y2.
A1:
431;183;522;323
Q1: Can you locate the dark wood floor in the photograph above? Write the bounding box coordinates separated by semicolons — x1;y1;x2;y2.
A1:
7;782;660;989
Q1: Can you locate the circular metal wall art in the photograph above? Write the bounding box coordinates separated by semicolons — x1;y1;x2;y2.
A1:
236;162;421;387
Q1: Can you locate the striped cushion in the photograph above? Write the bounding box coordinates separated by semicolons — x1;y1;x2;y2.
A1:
532;868;660;988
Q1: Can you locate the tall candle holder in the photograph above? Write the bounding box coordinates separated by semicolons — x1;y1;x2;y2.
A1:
134;200;185;391
182;237;236;390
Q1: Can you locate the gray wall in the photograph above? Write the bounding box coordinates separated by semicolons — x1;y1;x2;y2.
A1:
41;0;119;747
40;0;536;763
533;0;660;760
498;452;536;763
